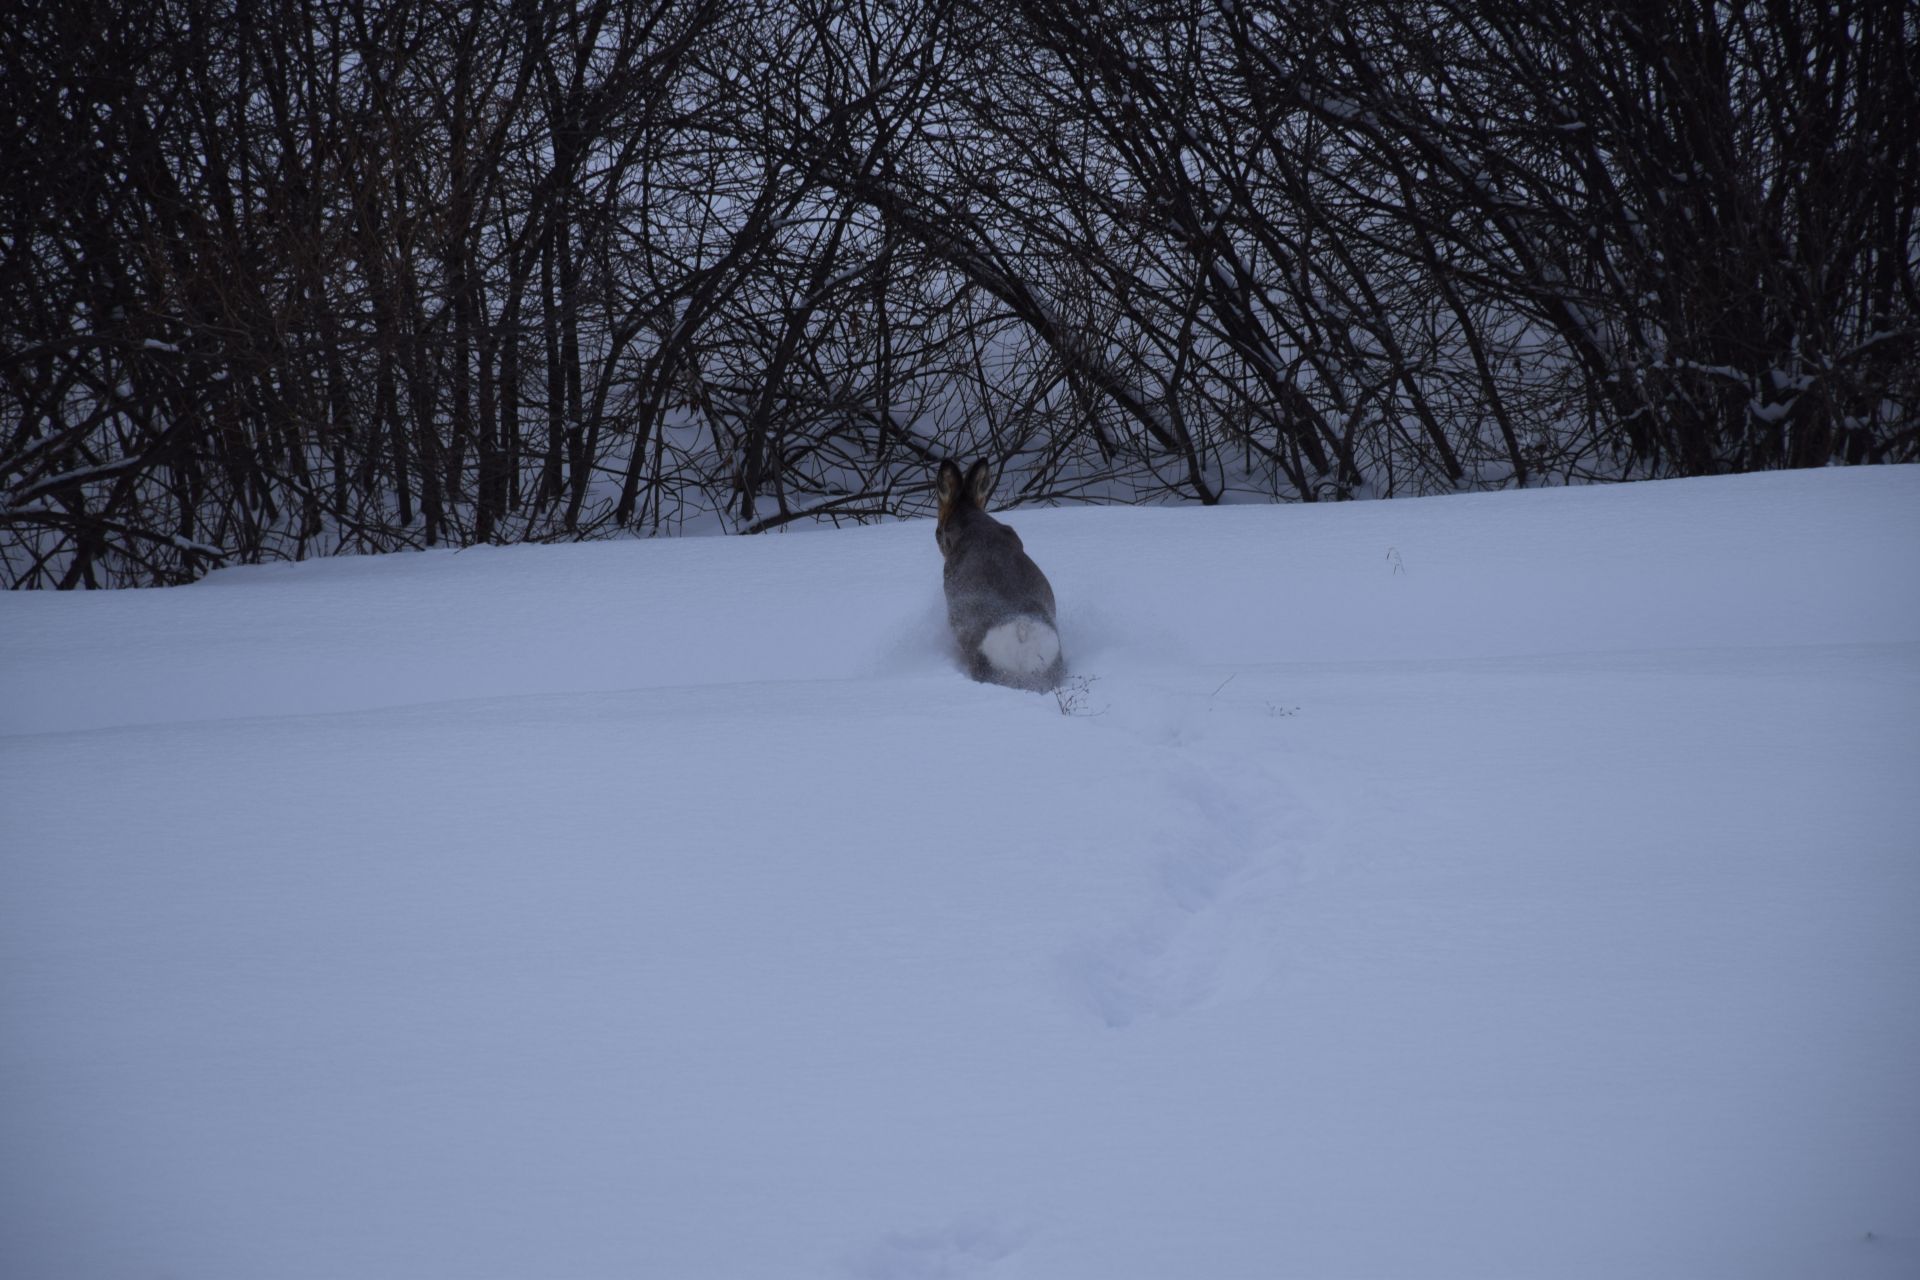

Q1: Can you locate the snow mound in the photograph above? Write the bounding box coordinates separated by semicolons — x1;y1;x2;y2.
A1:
3;468;1917;1280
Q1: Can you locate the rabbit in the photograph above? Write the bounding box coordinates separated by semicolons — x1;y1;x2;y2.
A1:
934;458;1065;692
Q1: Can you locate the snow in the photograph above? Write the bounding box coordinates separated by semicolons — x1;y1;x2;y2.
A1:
3;467;1918;1279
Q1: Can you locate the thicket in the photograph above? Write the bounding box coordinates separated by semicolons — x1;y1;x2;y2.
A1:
5;0;1915;586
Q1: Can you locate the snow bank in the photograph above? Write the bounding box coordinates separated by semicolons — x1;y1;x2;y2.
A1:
3;468;1917;1279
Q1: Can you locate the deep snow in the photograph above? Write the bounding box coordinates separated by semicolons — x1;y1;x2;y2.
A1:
3;467;1917;1279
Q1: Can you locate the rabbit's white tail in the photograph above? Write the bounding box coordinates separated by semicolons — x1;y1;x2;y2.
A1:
979;615;1061;678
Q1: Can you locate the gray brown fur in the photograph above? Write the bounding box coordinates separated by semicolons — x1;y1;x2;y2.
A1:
935;459;1065;691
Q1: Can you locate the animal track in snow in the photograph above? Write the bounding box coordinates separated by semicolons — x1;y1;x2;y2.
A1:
846;1216;1029;1279
1060;758;1317;1028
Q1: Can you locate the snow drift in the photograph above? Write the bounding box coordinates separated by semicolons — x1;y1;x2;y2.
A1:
3;467;1917;1279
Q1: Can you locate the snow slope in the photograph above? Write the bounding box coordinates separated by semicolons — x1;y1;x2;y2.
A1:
3;467;1918;1279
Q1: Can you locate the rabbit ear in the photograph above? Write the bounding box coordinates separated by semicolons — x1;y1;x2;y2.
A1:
936;459;964;505
964;459;993;510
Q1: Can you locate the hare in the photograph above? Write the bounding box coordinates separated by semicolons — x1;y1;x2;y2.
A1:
934;459;1065;692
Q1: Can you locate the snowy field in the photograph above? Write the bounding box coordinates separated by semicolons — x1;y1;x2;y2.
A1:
3;466;1918;1280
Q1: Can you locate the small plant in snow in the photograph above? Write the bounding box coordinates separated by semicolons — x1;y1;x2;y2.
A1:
1055;675;1104;717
